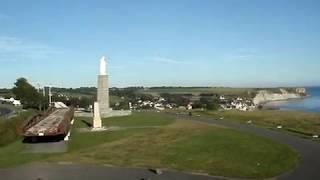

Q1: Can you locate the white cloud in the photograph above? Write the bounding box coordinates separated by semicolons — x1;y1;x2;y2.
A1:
224;48;262;61
0;36;62;61
152;57;192;65
227;54;259;59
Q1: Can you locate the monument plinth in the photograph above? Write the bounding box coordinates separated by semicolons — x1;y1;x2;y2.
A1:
97;56;110;115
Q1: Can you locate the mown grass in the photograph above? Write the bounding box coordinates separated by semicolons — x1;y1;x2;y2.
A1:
0;110;50;168
0;112;298;178
47;112;298;178
141;87;256;96
163;124;297;178
0;141;50;168
75;112;173;128
196;110;320;137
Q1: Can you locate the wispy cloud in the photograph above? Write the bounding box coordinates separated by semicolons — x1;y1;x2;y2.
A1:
0;36;62;61
152;57;192;65
227;54;259;59
224;48;262;61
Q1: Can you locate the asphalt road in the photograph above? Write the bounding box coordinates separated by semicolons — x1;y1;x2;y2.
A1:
174;114;320;180
0;164;222;180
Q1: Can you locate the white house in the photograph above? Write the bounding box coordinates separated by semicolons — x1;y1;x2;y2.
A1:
0;97;22;106
220;96;226;100
187;103;193;110
12;100;22;106
154;103;165;111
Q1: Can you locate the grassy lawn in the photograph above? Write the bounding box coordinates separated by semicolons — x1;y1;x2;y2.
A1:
0;110;34;146
195;110;320;137
75;112;173;128
0;141;49;168
0;112;298;178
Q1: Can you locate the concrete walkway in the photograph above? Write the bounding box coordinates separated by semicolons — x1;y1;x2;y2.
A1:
174;114;320;180
23;141;67;153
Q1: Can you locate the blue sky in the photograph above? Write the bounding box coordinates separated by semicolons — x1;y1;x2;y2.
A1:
0;0;319;88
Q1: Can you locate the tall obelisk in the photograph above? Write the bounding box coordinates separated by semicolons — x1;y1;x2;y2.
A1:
97;56;110;115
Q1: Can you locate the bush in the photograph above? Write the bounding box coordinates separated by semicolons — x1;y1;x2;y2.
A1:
0;110;34;147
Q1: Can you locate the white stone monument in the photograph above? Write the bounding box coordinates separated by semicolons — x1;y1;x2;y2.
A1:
97;56;110;115
93;102;102;128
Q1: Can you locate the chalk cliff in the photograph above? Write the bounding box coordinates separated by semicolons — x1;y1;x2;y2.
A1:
253;88;306;105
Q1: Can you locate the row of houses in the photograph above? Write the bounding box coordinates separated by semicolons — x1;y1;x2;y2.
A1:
129;95;256;112
129;97;183;111
219;96;255;111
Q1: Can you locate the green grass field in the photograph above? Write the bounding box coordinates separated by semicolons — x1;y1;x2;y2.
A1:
0;112;298;178
0;110;33;146
195;110;320;138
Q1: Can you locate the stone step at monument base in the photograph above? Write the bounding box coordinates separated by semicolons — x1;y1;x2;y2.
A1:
101;110;132;118
75;110;132;118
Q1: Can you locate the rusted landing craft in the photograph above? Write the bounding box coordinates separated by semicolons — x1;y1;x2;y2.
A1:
20;108;74;139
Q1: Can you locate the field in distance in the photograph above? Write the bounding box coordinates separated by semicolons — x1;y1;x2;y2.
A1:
139;87;257;96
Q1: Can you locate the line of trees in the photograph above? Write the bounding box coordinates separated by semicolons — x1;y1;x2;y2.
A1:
12;78;48;110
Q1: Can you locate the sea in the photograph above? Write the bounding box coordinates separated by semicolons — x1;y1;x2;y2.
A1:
265;87;320;113
0;107;12;118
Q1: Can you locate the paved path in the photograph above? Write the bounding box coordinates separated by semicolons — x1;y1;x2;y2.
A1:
0;164;222;180
23;141;67;153
173;114;320;180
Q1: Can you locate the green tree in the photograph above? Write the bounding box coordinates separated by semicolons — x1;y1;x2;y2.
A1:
12;78;45;110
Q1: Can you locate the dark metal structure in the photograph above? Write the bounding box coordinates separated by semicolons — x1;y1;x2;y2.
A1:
20;107;74;138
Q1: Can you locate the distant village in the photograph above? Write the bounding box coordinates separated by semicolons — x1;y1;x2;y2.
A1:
0;97;21;106
1;93;256;112
128;95;256;112
1;87;306;112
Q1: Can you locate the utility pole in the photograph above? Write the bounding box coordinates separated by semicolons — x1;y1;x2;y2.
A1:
49;85;52;107
37;83;41;93
37;83;43;111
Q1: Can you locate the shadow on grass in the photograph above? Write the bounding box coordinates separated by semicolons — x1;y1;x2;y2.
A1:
81;119;92;127
22;135;65;144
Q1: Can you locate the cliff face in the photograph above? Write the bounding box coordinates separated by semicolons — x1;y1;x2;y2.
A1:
253;88;306;105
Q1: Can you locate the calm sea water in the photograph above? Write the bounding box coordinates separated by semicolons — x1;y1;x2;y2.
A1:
0;107;12;118
265;87;320;113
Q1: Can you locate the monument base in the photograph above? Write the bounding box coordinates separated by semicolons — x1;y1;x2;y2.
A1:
75;110;132;118
91;126;108;132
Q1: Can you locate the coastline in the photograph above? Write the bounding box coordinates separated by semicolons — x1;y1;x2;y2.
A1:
261;94;320;113
262;94;309;106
